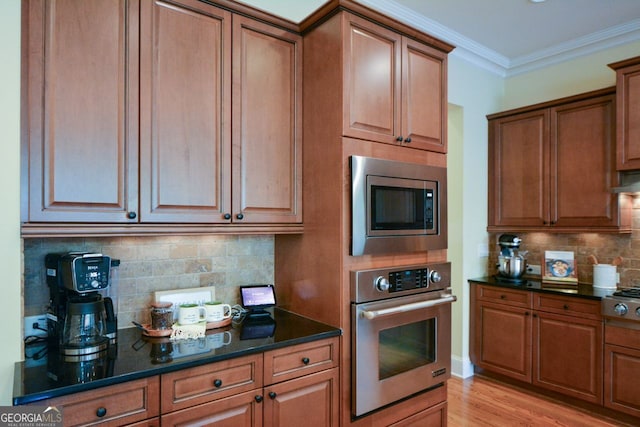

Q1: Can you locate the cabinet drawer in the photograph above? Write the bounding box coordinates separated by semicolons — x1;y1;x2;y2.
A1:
161;353;263;413
605;323;640;348
534;294;601;319
476;285;531;308
264;337;339;385
27;377;159;427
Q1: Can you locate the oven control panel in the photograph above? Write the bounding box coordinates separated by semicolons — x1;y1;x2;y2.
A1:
351;262;451;303
388;268;429;292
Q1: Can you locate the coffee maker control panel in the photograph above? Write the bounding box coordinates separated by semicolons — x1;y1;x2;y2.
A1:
46;252;111;293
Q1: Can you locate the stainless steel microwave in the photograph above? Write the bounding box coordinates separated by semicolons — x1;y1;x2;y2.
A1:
350;155;447;256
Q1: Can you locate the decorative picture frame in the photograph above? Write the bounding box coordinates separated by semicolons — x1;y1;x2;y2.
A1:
542;250;578;284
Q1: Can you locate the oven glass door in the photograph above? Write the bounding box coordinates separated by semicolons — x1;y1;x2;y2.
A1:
352;292;453;417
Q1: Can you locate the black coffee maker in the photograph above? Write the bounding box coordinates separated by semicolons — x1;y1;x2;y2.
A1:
46;252;118;356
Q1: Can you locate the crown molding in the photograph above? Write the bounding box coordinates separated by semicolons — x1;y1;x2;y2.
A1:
358;0;640;78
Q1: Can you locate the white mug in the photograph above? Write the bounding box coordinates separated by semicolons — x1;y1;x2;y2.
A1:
204;301;232;322
178;303;206;325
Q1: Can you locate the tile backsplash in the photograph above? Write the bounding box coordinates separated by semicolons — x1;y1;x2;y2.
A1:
488;198;640;288
23;235;274;328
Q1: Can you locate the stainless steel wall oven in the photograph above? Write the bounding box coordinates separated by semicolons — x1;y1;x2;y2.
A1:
351;262;456;417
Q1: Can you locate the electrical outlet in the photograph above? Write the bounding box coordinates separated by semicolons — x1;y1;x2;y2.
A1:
527;264;541;275
24;314;48;338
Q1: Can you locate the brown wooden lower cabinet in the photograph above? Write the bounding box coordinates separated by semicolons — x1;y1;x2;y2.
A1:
533;310;602;404
470;283;603;406
26;377;160;427
160;389;263;427
388;402;447;427
604;324;640;417
160;337;339;427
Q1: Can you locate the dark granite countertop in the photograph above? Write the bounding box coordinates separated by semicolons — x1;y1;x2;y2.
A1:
13;308;341;405
468;276;617;300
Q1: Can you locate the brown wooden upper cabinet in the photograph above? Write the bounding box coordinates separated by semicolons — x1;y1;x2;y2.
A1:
343;14;447;153
609;56;640;170
487;88;631;233
22;0;301;228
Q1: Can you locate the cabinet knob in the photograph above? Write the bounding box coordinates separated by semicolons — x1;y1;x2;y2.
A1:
269;391;277;399
254;395;263;403
525;311;530;316
236;213;244;220
563;304;569;310
500;295;506;299
213;379;223;388
396;136;403;141
96;407;107;418
223;213;231;220
301;357;310;365
404;137;412;143
127;211;137;219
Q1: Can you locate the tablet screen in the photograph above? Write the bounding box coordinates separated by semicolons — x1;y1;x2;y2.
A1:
240;284;276;310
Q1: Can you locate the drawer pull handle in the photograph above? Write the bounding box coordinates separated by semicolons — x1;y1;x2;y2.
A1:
96;407;107;418
213;379;223;388
254;395;263;403
269;391;277;399
302;357;310;365
563;304;569;310
500;295;506;299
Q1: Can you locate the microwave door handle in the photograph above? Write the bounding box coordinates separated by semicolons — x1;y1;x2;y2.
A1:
361;295;457;320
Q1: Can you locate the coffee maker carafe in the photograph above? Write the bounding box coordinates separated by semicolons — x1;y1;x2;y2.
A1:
46;252;118;356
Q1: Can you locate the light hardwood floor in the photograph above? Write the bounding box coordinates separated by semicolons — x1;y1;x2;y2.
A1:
447;376;635;427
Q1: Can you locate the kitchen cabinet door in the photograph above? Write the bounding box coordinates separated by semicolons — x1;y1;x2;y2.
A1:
23;0;139;223
473;300;532;382
401;37;447;153
551;94;618;228
342;14;401;146
604;324;640;418
342;14;447;153
488;110;549;228
533;311;603;404
609;56;640;170
231;16;302;224
138;0;232;223
161;389;262;427
263;368;338;427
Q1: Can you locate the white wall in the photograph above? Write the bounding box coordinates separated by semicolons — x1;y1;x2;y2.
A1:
447;55;503;377
504;41;640;109
0;0;23;406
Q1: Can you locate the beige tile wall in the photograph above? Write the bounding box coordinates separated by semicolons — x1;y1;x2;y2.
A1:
488;198;640;288
23;235;274;328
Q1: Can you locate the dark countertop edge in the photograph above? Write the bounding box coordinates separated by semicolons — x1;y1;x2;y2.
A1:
468;277;613;301
14;313;342;406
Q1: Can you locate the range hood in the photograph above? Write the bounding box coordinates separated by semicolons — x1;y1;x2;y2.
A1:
612;171;640;193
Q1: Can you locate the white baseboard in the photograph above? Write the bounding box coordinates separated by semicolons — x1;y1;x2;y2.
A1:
451;355;474;379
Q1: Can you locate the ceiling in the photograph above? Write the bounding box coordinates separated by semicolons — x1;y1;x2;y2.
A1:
234;0;640;76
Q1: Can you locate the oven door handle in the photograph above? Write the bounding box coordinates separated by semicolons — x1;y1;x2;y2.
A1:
361;294;457;320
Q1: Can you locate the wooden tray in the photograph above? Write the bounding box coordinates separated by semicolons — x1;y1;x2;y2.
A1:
206;317;232;330
140;324;172;337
